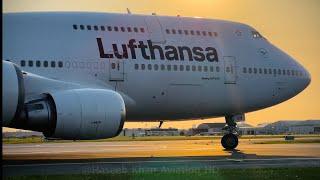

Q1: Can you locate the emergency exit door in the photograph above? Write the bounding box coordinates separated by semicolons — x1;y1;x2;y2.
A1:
224;56;237;84
109;60;124;81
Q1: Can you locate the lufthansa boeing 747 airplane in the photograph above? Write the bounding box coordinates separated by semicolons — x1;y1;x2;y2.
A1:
2;12;310;149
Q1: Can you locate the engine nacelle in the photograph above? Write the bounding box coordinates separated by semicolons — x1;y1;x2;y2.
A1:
2;61;25;126
48;89;126;139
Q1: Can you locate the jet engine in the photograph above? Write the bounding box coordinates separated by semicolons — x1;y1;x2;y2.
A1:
2;61;126;140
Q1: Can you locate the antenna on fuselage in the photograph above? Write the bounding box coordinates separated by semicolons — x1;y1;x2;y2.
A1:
126;8;132;14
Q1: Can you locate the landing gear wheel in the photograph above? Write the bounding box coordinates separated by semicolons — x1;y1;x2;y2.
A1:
221;133;238;150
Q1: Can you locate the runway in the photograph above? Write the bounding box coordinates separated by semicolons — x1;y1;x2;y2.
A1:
3;138;320;159
3;138;320;176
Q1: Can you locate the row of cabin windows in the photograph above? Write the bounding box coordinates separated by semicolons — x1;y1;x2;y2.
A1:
132;63;220;72
165;29;218;37
73;24;145;33
243;67;303;77
20;60;63;68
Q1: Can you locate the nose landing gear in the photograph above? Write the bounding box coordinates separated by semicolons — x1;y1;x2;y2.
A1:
221;115;242;150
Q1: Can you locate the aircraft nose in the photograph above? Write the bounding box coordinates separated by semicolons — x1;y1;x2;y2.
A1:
303;67;311;88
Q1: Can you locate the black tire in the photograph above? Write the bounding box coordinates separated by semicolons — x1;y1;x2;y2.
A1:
221;133;238;150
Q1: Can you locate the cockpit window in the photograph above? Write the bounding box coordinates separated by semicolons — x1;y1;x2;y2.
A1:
252;31;263;39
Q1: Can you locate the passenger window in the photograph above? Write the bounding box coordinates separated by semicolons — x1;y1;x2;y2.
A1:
291;70;295;76
184;30;189;35
273;69;277;75
204;66;208;72
173;65;178;71
135;64;139;70
186;65;190;71
140;28;145;33
172;29;176;34
167;65;171;71
264;68;268;74
214;32;218;37
80;25;84;30
28;60;33;67
161;64;165;70
121;27;125;32
114;26;119;32
178;30;182;34
87;25;92;30
243;67;247;73
278;69;281;75
58;61;63;68
100;26;105;31
51;61;55;68
269;69;272;74
216;66;220;72
190;30;194;35
198;66;202;72
134;27;138;32
127;27;132;32
210;66;214;72
259;68;262;74
148;64;152;70
253;68;257;74
287;70;290;76
166;29;170;34
44;61;48;67
208;32;212;37
282;69;286;75
192;65;196;71
154;64;159;71
141;64;145;70
226;67;231;73
73;24;77;30
202;31;207;36
180;65;184;71
248;68;252;73
36;61;41;67
94;25;98;31
21;60;26;67
107;26;112;31
196;31;201;36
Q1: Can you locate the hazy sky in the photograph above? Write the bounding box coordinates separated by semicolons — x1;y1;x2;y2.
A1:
3;0;320;131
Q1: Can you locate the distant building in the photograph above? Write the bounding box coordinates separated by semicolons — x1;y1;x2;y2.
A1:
3;131;43;138
145;128;179;136
121;128;145;137
314;127;320;134
194;123;225;135
262;120;320;134
195;120;320;135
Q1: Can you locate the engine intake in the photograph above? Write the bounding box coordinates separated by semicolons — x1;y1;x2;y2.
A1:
2;61;25;126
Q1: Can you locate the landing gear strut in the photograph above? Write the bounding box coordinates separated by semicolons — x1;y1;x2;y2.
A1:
221;115;239;150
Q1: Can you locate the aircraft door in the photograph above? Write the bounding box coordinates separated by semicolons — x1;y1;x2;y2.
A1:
224;56;237;84
144;16;166;44
109;59;124;81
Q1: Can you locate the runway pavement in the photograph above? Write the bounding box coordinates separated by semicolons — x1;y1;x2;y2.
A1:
3;138;320;177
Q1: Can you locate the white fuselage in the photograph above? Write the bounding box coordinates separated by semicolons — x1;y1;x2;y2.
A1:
3;12;311;122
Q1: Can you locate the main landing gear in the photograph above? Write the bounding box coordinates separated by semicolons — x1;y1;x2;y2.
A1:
221;115;241;150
